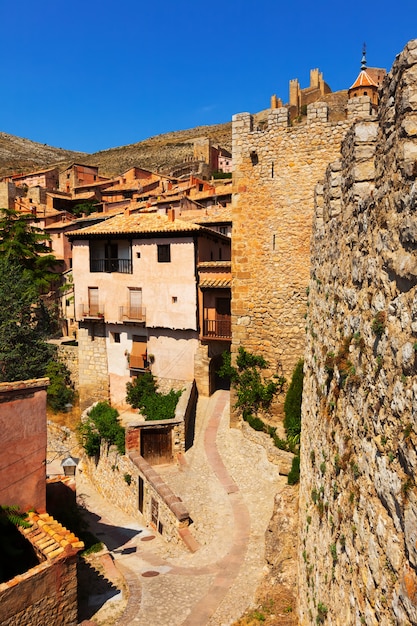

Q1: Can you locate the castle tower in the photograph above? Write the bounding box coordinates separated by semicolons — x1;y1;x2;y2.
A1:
348;44;385;108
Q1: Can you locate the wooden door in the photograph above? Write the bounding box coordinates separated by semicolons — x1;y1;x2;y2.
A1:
140;427;172;465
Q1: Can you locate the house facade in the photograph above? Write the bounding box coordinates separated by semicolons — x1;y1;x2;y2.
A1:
68;209;231;408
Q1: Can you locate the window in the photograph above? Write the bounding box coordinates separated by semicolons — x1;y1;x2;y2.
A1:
112;332;121;343
88;287;99;316
157;244;171;263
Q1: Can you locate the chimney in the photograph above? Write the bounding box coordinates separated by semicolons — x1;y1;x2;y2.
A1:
168;208;175;222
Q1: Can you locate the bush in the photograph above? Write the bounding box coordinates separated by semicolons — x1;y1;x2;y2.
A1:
218;348;285;421
126;372;182;421
78;402;125;457
45;360;75;412
287;455;300;485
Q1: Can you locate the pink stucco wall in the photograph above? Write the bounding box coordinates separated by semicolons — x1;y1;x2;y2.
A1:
0;379;48;512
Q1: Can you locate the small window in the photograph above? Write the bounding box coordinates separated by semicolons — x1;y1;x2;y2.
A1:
172;296;177;303
157;244;171;263
112;332;121;343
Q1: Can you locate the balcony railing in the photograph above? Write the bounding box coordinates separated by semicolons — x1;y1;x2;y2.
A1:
78;304;105;320
90;258;132;274
203;317;231;339
119;306;146;323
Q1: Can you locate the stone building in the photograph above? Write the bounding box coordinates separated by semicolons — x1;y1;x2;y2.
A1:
231;98;350;415
68;209;231;409
299;40;417;624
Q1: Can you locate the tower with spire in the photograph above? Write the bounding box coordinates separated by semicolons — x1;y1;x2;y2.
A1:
348;44;386;109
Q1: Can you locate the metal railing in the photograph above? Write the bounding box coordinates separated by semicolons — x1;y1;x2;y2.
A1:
90;258;132;274
119;306;146;322
78;304;105;320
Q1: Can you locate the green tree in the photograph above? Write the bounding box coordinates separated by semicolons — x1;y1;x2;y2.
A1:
283;359;304;447
45;360;76;412
218;347;285;421
0;208;56;292
71;200;98;217
78;402;125;457
283;360;304;485
0;260;54;382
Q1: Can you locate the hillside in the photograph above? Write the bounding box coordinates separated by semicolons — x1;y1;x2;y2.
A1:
0;132;87;177
80;123;233;177
0;122;233;179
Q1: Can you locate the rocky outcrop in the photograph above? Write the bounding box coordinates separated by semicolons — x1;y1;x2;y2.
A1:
299;40;417;625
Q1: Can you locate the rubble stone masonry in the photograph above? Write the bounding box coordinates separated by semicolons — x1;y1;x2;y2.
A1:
299;40;417;624
231;102;350;408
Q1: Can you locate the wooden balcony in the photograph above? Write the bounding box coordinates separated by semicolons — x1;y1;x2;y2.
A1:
202;317;231;340
119;306;146;323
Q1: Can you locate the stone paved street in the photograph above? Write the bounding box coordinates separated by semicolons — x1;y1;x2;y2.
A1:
77;390;286;625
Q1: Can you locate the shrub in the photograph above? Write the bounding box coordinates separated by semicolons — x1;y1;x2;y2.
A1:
126;372;182;421
218;348;285;421
372;311;386;337
78;402;125;457
288;455;300;485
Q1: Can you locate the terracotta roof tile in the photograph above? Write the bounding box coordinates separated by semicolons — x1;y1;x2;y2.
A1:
350;69;378;90
67;212;216;238
199;277;231;288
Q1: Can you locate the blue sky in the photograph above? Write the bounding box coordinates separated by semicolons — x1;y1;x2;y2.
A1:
1;0;415;153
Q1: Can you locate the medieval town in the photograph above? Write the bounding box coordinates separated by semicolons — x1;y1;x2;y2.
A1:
1;37;417;626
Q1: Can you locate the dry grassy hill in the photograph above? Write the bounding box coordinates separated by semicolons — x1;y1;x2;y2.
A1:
0;132;87;177
0;122;233;179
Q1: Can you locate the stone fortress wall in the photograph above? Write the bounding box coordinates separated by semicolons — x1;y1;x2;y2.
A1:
299;40;417;624
231;96;351;409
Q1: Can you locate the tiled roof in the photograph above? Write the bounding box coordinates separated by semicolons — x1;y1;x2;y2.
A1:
21;510;84;560
180;206;232;224
0;378;49;393
199;277;231;288
349;69;378;90
72;191;97;200
67;212;218;238
198;261;231;268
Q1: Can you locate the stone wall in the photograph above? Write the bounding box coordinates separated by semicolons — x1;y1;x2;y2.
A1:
231;103;350;419
57;344;79;389
77;324;110;411
299;40;417;625
81;382;197;545
82;445;190;545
